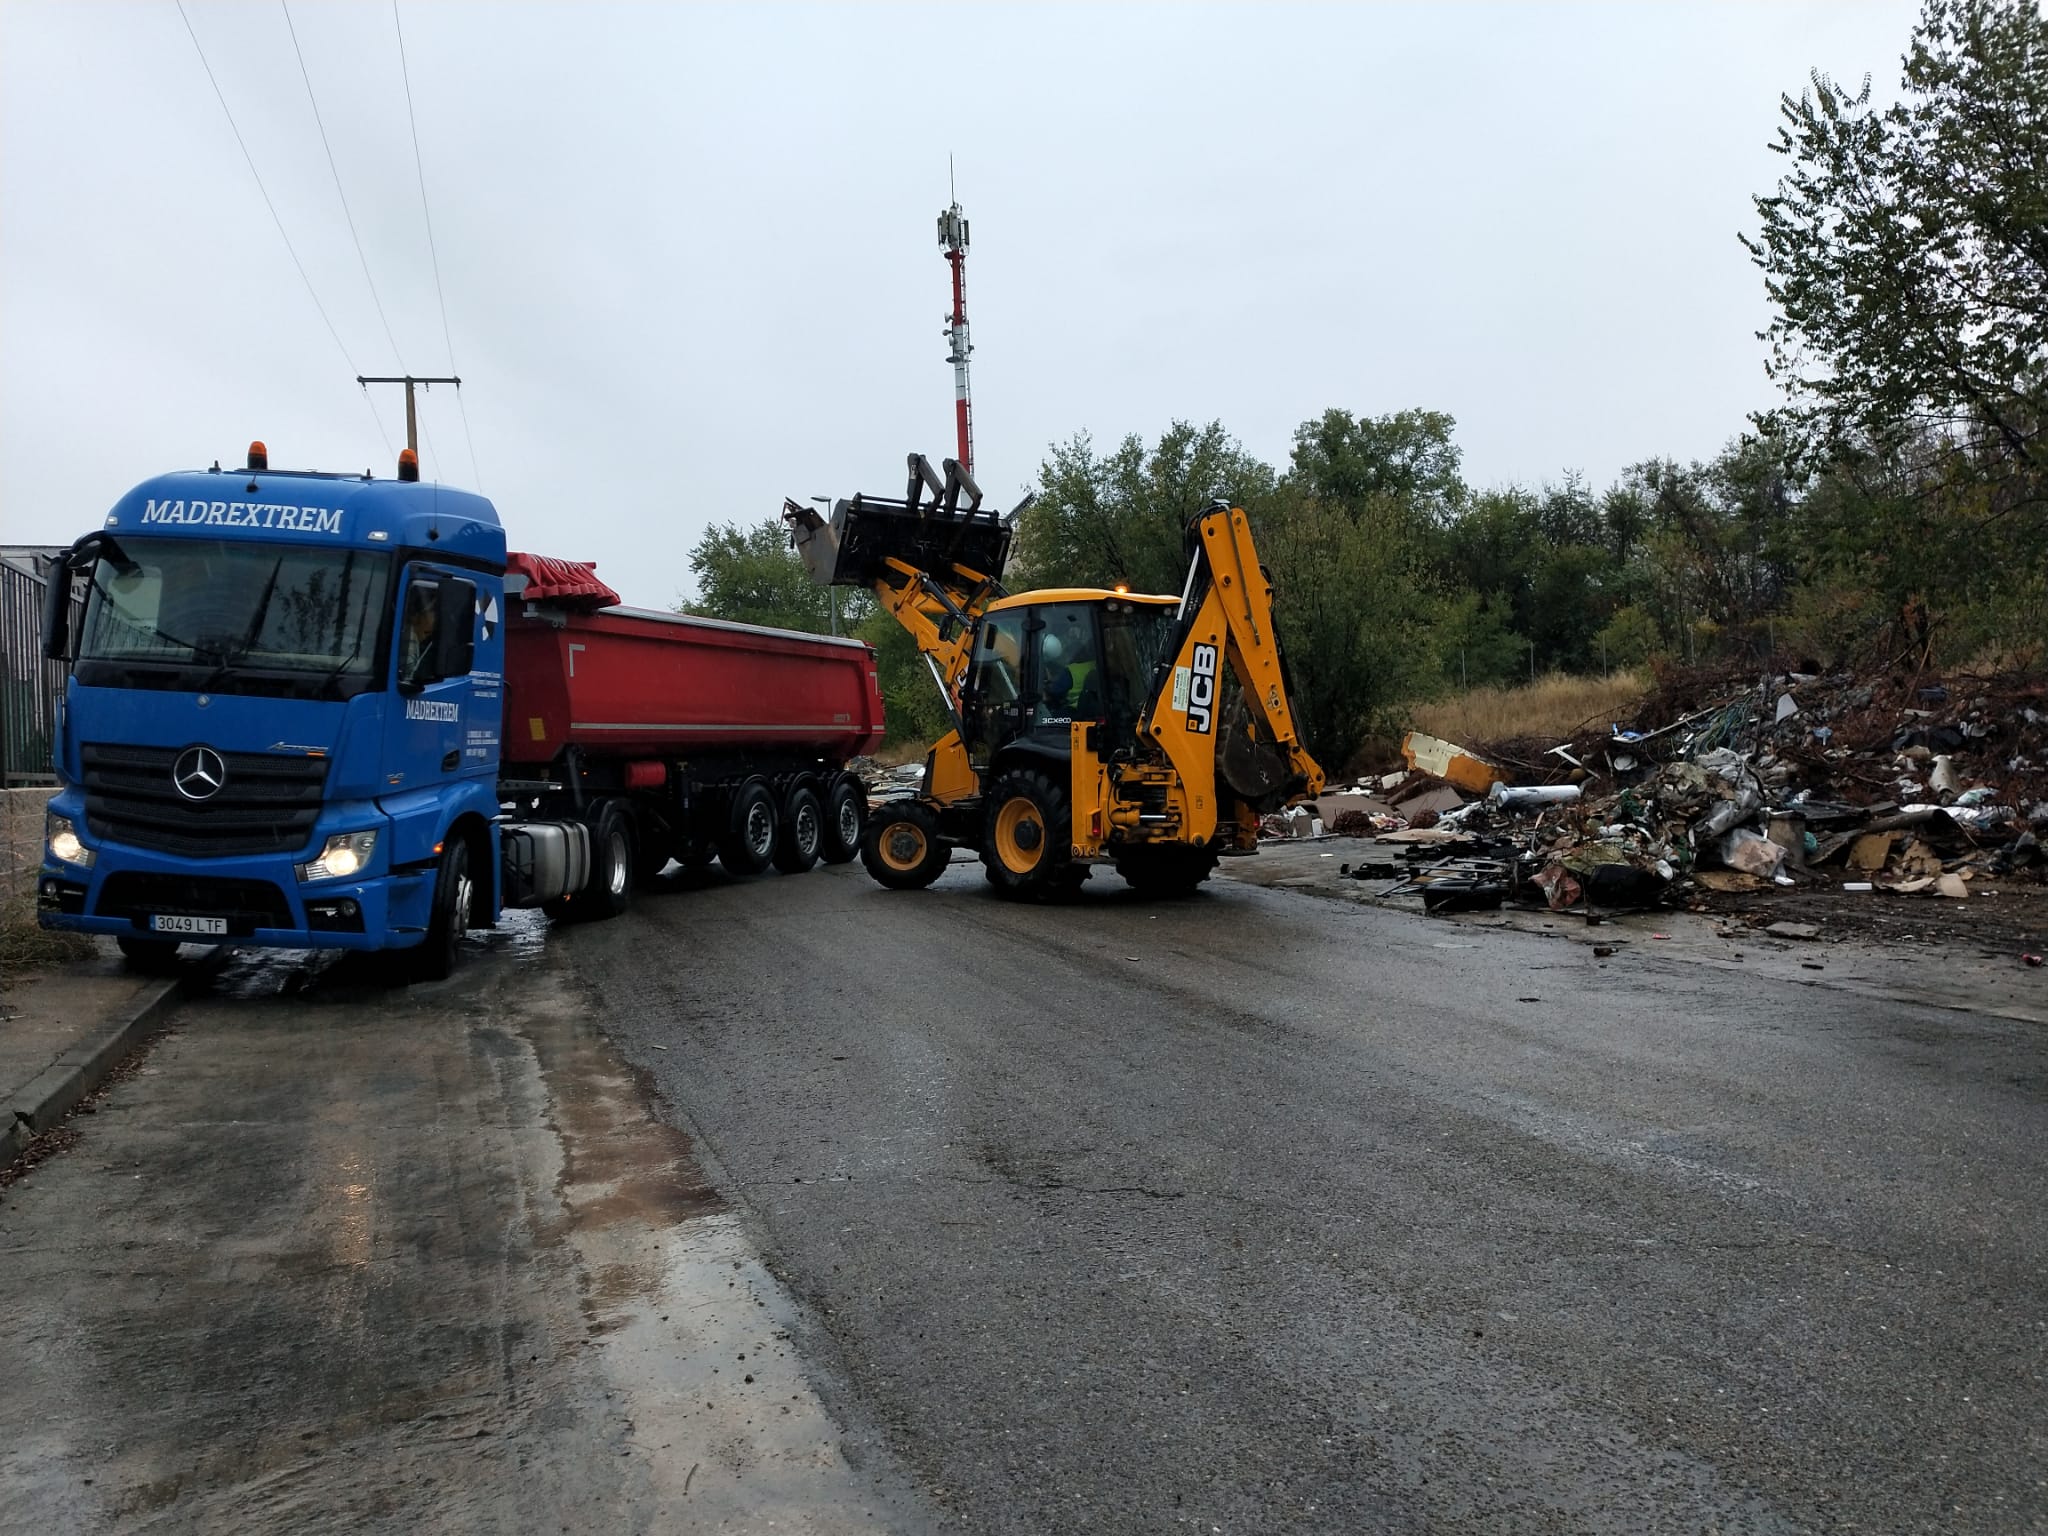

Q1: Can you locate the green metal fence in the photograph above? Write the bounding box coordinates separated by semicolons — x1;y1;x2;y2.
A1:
1;552;68;786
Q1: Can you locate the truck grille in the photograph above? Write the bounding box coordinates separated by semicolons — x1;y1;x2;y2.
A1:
81;742;328;858
96;872;294;933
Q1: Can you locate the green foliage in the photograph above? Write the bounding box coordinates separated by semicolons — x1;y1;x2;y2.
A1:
1594;605;1663;670
682;519;866;634
1745;0;2048;485
1015;420;1276;594
1743;0;2048;661
1426;591;1526;692
1289;408;1464;527
1256;482;1440;769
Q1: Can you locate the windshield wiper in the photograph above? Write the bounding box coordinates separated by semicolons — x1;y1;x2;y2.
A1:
190;554;285;692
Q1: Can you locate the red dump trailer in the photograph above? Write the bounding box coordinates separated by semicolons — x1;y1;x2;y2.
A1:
497;553;883;919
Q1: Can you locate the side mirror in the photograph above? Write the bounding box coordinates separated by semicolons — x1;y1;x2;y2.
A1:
433;576;477;680
40;555;73;661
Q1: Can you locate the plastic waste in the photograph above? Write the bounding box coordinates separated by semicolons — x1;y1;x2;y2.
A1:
1719;827;1786;878
1488;783;1582;809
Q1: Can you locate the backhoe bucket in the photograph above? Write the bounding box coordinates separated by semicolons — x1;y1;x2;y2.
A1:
783;453;1016;589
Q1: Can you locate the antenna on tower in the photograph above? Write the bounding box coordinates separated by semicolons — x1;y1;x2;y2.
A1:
936;166;974;476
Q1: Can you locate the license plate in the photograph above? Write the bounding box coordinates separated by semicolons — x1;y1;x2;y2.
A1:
150;914;227;936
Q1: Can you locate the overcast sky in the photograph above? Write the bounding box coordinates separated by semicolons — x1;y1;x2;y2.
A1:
3;1;1922;609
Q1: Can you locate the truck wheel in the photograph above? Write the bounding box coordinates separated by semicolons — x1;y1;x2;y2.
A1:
586;800;635;918
117;935;183;973
860;800;949;890
719;781;779;877
820;776;865;865
774;786;823;873
1114;845;1218;898
980;770;1073;901
410;837;473;982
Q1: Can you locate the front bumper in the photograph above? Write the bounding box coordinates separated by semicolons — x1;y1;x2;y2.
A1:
37;842;434;954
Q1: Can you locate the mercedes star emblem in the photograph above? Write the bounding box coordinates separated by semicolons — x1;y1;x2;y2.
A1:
173;745;227;802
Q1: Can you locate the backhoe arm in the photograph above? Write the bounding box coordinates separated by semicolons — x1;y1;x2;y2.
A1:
1142;503;1325;835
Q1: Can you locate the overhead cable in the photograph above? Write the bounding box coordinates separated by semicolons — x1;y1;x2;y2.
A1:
173;0;394;460
280;0;438;469
392;1;483;490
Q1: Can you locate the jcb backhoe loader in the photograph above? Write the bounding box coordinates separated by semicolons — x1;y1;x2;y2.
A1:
782;454;1325;898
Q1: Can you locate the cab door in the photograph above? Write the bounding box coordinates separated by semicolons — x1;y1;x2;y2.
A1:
385;564;474;792
960;607;1031;769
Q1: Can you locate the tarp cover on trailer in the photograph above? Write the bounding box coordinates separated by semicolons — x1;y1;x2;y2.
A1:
507;551;620;607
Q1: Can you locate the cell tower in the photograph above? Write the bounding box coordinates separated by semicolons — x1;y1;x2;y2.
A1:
937;174;973;476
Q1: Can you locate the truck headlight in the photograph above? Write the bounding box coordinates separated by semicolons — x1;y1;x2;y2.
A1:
46;812;93;869
297;829;378;883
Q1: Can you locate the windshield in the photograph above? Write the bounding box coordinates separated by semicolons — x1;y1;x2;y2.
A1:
1100;601;1176;712
74;537;393;701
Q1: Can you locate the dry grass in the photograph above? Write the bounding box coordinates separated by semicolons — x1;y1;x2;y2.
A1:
1;893;95;982
1407;670;1648;750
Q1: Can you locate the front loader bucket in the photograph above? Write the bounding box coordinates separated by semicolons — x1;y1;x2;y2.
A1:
783;453;1019;589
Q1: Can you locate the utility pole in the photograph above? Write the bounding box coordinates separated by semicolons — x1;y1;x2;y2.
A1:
357;375;460;459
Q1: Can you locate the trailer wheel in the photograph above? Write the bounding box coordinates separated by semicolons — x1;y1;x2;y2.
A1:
632;824;674;887
410;837;473;981
719;781;779;876
821;775;865;864
860;800;949;890
981;769;1073;901
774;786;823;873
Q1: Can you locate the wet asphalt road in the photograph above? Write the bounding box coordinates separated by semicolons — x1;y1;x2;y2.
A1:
3;856;2045;1534
575;856;2048;1535
0;926;933;1534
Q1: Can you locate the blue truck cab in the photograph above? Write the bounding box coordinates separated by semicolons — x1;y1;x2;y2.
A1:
36;443;530;979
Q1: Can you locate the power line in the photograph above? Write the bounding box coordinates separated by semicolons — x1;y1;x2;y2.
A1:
392;0;482;490
173;0;394;461
280;0;438;470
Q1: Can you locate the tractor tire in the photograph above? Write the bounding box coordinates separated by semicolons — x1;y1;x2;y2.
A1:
821;775;866;865
1114;844;1218;898
860;800;949;890
719;780;779;877
774;785;824;874
980;769;1073;901
409;836;475;981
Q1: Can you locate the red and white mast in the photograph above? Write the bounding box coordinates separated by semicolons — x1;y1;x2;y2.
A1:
936;172;973;476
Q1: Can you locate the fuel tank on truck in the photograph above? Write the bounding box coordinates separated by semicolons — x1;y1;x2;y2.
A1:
500;553;885;765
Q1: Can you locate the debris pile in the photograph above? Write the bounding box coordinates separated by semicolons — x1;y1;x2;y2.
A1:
1290;664;2048;920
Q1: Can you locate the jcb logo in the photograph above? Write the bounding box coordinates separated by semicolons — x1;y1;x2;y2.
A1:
1187;643;1217;734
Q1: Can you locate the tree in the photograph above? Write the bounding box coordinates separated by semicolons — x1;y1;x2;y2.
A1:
1288;408;1464;528
1745;0;2048;486
681;518;847;633
1015;421;1276;594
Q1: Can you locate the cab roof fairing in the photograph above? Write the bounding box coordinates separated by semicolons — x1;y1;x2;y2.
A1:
102;469;507;569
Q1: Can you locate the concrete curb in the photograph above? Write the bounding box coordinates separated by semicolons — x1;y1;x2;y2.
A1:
1;945;229;1167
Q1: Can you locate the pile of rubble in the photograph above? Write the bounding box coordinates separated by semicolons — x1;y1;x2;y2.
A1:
1276;665;2048;919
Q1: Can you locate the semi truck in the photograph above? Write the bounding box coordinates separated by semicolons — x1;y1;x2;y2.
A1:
35;443;882;980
